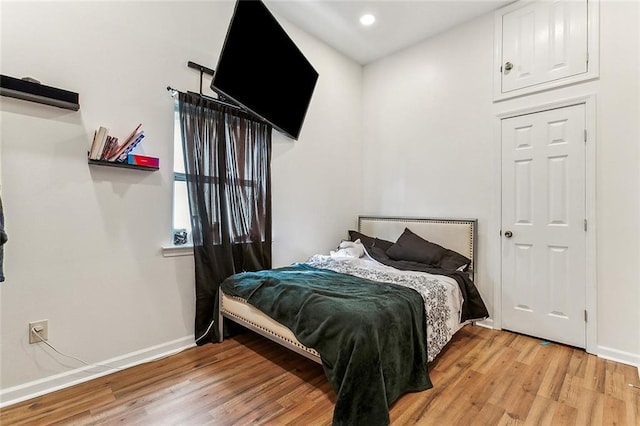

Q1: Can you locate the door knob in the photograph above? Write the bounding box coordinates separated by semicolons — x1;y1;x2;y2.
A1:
504;230;513;238
504;62;514;72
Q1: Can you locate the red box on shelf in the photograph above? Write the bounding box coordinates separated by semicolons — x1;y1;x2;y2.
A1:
127;154;159;168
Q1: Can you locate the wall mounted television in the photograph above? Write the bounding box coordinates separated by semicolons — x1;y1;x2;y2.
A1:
211;0;319;140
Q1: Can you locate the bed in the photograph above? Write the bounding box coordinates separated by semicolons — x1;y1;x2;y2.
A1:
218;216;488;425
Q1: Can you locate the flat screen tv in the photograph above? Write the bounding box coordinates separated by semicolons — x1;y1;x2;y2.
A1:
211;0;319;140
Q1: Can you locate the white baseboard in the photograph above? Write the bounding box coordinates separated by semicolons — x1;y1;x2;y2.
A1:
470;324;639;373
475;318;494;329
0;335;195;408
597;345;640;369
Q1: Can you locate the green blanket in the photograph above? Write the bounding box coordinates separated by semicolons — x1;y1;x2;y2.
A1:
221;264;432;426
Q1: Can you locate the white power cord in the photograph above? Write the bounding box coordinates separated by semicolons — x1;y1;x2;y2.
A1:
31;327;123;371
195;319;215;344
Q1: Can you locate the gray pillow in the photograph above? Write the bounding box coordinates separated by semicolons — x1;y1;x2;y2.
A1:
348;230;394;251
386;227;470;271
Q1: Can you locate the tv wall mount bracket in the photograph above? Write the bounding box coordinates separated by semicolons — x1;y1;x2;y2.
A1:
167;60;262;121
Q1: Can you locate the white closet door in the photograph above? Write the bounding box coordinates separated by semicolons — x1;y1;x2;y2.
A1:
501;103;586;348
501;0;588;93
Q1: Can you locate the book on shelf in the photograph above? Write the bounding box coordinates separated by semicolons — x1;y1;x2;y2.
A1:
119;123;142;150
101;135;118;160
105;123;143;161
127;154;159;168
88;126;109;160
88;123;151;163
110;131;145;162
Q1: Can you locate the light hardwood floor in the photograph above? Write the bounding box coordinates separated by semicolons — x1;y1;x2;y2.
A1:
2;325;639;425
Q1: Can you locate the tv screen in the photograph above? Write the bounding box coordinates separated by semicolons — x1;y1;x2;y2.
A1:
211;0;319;140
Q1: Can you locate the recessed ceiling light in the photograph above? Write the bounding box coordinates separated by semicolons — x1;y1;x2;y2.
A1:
360;14;375;26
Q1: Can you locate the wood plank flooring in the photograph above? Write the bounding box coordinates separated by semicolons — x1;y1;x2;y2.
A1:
2;325;639;425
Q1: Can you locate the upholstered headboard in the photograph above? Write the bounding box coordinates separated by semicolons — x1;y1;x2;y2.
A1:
358;216;477;279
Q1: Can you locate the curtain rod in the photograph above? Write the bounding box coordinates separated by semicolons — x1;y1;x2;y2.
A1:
166;85;244;111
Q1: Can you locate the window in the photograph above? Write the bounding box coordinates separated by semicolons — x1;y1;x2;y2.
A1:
172;107;192;245
171;99;271;250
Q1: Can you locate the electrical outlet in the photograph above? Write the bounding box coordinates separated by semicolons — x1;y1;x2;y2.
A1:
29;320;48;344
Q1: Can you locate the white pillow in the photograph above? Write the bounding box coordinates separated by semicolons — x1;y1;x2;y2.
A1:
330;239;365;258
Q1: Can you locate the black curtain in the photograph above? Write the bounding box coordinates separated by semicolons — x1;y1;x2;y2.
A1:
178;92;272;344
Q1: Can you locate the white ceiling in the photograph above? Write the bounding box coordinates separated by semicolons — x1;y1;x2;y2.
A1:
265;0;514;64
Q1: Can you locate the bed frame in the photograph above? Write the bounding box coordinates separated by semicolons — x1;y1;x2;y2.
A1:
218;216;477;364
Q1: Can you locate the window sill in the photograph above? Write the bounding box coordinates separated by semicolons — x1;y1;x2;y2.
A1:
162;245;193;257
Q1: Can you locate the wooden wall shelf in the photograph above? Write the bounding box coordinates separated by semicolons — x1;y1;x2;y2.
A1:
88;159;158;171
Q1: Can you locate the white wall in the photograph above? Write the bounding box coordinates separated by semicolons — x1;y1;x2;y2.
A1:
0;1;362;403
362;1;639;365
271;18;363;267
362;11;498;321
